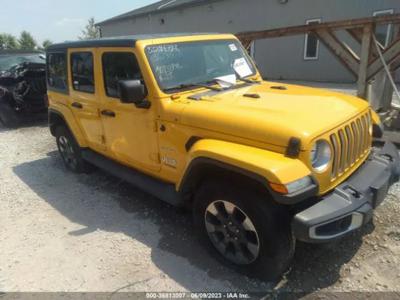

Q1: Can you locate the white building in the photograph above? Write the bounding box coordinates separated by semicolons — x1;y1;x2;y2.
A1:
97;0;399;83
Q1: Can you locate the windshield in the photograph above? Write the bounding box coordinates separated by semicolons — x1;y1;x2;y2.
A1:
145;40;257;91
0;53;45;72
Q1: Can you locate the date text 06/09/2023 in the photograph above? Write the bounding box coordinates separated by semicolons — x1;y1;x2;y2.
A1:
145;292;251;299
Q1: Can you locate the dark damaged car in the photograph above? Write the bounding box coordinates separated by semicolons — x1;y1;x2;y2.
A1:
0;51;47;127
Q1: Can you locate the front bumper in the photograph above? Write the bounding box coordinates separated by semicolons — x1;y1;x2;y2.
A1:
293;142;400;243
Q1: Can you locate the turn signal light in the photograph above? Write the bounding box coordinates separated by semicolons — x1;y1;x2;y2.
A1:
269;176;313;195
269;183;288;194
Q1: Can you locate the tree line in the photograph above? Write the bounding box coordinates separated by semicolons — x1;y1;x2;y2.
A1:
0;18;100;52
0;31;52;51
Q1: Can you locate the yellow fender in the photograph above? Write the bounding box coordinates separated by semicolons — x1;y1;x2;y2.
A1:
180;139;311;188
370;109;382;125
49;103;88;148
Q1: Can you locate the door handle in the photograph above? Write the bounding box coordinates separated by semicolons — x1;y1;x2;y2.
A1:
71;102;83;109
101;110;116;118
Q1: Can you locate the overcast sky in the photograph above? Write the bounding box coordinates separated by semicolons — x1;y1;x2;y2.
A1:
0;0;158;45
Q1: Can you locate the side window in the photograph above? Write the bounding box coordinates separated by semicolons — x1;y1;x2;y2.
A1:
304;19;321;60
47;52;68;92
71;52;95;93
102;52;143;98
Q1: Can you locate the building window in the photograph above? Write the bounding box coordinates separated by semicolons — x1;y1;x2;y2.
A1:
102;52;143;98
304;19;321;60
71;52;95;94
373;9;394;47
47;52;68;92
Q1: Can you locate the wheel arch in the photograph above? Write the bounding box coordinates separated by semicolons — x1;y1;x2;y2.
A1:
178;157;272;208
177;139;314;207
48;108;87;147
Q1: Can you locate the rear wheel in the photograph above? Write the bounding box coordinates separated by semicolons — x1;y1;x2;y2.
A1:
55;126;91;173
193;179;295;280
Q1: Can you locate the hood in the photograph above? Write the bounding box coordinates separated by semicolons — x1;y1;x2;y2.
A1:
0;62;46;85
179;82;370;150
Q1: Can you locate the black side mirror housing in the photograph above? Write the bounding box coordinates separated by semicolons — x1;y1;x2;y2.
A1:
119;80;151;109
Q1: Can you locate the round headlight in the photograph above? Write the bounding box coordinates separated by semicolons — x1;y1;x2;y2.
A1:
310;140;332;172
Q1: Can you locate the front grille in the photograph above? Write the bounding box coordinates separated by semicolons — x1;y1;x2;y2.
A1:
330;112;372;179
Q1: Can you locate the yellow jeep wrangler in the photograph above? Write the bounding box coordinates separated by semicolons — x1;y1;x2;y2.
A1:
46;33;400;279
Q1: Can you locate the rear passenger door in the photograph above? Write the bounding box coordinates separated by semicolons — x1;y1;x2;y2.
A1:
68;49;105;151
98;50;160;172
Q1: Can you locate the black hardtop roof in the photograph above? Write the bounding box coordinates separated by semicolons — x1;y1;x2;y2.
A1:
47;33;218;51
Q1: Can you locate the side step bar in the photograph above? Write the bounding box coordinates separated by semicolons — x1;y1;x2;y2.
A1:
81;149;183;206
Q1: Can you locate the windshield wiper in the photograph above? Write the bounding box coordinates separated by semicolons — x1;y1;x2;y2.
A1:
164;82;223;92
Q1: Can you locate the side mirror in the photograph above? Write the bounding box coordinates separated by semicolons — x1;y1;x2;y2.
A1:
118;80;151;109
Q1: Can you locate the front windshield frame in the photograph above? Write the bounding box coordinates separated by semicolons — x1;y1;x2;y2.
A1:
0;53;45;72
145;39;258;94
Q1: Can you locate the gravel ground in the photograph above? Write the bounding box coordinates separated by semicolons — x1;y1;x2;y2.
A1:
0;118;399;296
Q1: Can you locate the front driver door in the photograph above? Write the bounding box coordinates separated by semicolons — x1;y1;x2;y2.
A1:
98;49;160;172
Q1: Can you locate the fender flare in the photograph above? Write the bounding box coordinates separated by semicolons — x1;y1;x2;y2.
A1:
178;139;316;204
48;108;87;147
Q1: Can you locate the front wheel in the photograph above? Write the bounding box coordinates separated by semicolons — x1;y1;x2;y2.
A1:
193;179;295;280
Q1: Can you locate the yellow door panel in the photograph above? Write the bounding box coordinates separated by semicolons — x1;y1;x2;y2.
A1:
97;49;161;172
101;102;160;171
68;48;105;151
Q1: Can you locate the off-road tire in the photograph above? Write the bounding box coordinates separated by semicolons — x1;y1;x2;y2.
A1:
55;126;91;173
0;102;19;128
193;179;295;281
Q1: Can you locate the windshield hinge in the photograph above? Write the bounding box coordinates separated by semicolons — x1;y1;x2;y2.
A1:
153;121;159;132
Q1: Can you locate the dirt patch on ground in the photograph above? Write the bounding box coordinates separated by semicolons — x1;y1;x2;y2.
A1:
0;121;399;296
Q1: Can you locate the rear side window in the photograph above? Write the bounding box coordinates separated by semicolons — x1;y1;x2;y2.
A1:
71;52;95;93
47;52;68;92
102;52;143;98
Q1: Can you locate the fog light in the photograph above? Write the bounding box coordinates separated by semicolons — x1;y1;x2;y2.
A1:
310;212;364;240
